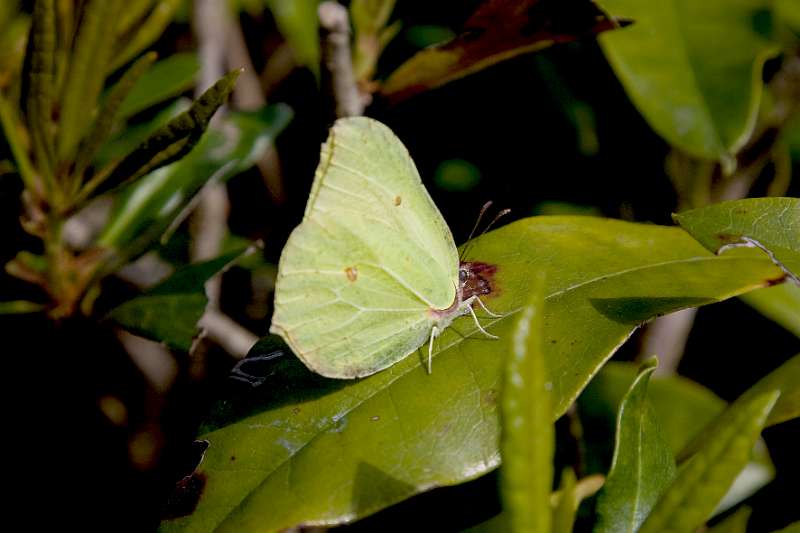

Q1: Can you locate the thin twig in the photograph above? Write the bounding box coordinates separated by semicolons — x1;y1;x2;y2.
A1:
192;0;231;306
199;309;258;359
319;1;365;117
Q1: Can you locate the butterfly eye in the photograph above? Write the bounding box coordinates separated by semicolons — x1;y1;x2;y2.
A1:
459;268;467;284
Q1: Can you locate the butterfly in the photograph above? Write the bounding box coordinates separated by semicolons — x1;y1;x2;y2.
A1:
270;117;498;379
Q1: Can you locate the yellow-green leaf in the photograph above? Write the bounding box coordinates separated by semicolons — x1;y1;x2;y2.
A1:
500;273;551;533
639;391;780;533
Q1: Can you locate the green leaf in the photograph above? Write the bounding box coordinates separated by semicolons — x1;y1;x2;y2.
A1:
111;0;183;72
95;99;188;167
266;0;320;73
74;52;158;177
0;91;36;190
57;0;122;162
580;362;775;516
740;283;800;337
638;390;779;533
351;0;397;82
117;53;200;120
709;506;752;533
500;273;551;533
97;104;291;260
107;246;249;350
25;0;56;180
381;0;623;103
160;216;782;532
594;358;676;533
0;300;46;314
552;468;578;533
674;197;800;280
598;0;778;166
772;521;800;533
775;0;800;34
86;69;240;200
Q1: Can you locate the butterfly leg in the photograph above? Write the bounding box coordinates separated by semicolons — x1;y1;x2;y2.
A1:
468;303;499;339
428;326;439;374
474;296;503;318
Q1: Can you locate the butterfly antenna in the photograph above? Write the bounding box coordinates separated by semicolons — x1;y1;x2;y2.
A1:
483;208;511;235
460;201;493;261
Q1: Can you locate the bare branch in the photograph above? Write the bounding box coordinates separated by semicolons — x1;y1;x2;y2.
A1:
319;1;365;117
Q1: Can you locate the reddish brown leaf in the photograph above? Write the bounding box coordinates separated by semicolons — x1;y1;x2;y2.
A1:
381;0;628;103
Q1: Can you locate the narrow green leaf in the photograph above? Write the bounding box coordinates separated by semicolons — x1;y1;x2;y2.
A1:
95;99;188;167
111;0;182;72
0;300;46;314
552;468;578;533
96;104;291;261
594;357;676;533
598;0;778;165
87;69;240;199
25;0;56;179
684;355;800;456
116;0;156;36
674;198;800;279
117;53;200;120
107;246;249;350
0;92;37;190
266;0;320;74
639;391;780;533
740;283;800;337
709;506;752;533
58;0;122;162
771;521;800;533
74;52;158;178
351;0;397;82
501;273;551;533
581;362;775;516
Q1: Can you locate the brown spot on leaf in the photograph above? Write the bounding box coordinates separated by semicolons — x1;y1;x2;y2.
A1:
292;407;301;415
394;195;402;206
162;472;207;520
345;266;358;282
481;388;498;407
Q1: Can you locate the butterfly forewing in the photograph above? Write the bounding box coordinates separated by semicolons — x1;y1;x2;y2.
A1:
270;118;460;378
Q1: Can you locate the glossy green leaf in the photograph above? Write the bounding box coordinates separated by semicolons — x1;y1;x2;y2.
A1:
709;506;752;533
58;0;122;162
500;273;551;533
97;104;291;260
639;390;779;533
266;0;319;73
552;468;578;533
594;358;676;533
598;0;778;166
381;0;622;103
674;197;800;279
107;246;249;350
161;216;782;532
117;53;200;120
74;52;158;177
740;283;800;337
87;69;240;199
